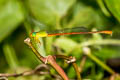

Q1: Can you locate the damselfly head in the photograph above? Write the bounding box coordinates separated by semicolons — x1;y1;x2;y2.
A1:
30;32;36;38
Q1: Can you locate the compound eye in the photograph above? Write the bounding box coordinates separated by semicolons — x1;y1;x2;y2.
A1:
32;32;36;37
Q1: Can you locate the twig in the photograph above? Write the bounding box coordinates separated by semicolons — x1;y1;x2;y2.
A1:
46;55;69;80
79;56;87;73
24;38;69;80
24;38;46;62
0;77;8;80
72;62;81;80
83;47;115;74
55;55;81;80
0;64;50;77
109;74;120;80
0;64;62;80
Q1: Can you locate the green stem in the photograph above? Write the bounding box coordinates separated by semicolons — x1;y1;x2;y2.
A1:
97;0;111;16
88;53;115;74
72;62;81;80
55;55;81;80
3;43;18;69
80;39;120;46
83;47;115;74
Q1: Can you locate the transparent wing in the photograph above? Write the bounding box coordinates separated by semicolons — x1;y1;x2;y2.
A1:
47;27;89;34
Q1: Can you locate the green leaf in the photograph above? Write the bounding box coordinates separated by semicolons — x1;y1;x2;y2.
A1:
27;0;76;27
83;59;95;71
0;0;6;9
67;66;76;78
0;0;24;42
67;3;96;28
54;37;77;53
105;0;120;22
94;47;120;60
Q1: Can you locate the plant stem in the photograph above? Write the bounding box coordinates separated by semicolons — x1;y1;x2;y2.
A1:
88;53;115;74
72;62;81;80
47;55;69;80
24;38;69;80
24;38;46;62
97;0;111;17
83;47;115;74
79;56;87;73
80;39;120;47
55;55;81;80
3;43;18;70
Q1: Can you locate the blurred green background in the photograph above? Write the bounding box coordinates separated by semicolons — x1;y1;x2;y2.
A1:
0;0;120;80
